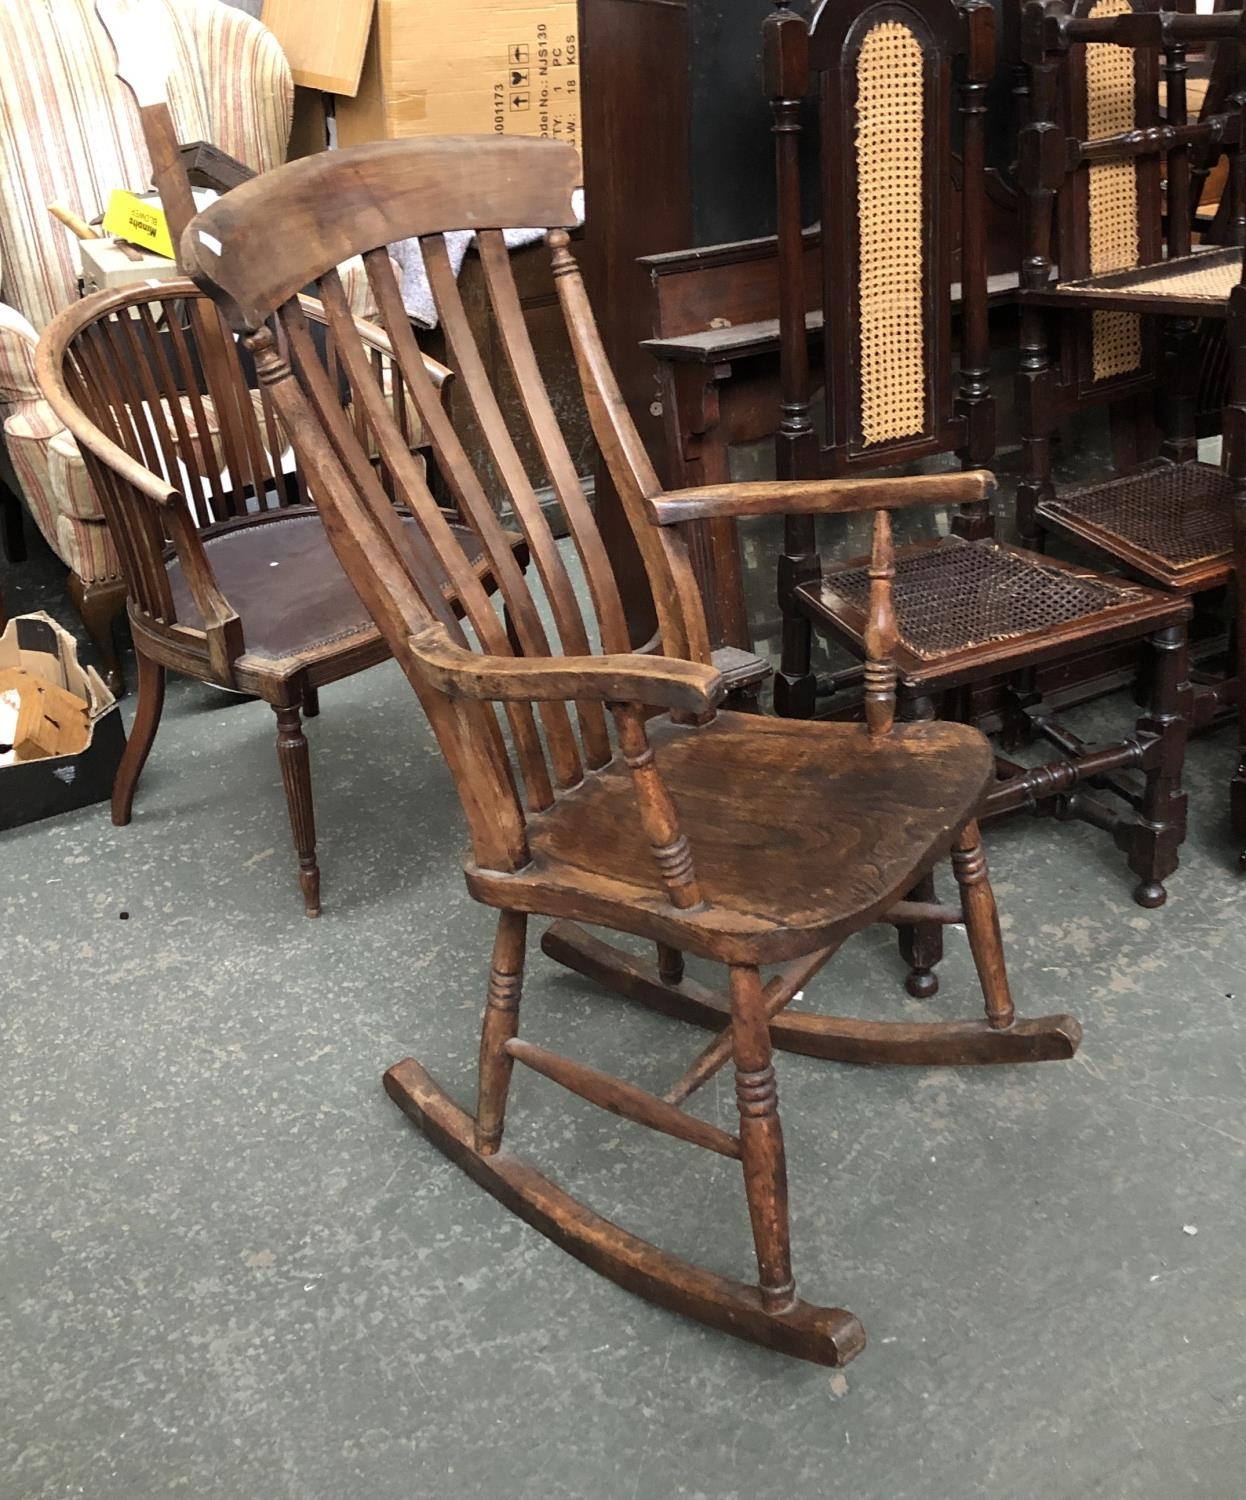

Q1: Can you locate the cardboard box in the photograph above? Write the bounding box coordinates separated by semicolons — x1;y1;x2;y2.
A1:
261;0;374;96
335;0;581;160
80;236;184;293
0;669;90;761
0;614;126;832
101;187;218;261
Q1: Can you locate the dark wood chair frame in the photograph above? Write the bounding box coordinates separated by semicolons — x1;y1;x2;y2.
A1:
181;134;1082;1367
764;0;1194;942
1016;0;1246;862
36;279;489;916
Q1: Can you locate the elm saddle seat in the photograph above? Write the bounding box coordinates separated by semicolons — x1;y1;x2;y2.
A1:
469;711;995;962
166;506;492;675
179;134;1084;1368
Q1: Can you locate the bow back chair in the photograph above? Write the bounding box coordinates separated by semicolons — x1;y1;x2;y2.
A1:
766;0;1193;923
1017;0;1246;860
179;135;1081;1365
35;278;493;916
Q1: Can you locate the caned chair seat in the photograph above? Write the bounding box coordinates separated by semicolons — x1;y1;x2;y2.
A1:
797;537;1192;690
165;507;495;675
1036;459;1234;592
467;711;995;965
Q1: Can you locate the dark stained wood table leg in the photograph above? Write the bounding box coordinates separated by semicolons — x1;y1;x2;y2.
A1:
661;359;752;652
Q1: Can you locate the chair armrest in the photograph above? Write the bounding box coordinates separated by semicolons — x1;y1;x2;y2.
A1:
646;470;997;526
34;349;180;514
296;294;453;390
409;624;725;715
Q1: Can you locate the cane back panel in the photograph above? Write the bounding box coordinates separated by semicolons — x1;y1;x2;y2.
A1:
808;0;969;469
1058;0;1163;397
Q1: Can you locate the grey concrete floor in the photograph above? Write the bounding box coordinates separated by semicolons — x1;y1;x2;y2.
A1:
4;518;1246;1499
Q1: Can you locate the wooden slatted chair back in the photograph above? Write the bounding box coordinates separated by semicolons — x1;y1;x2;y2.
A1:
1019;0;1246;402
179;137;716;875
767;0;996;479
39;279;434;679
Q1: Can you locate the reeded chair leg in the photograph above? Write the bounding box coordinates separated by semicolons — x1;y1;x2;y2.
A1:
273;702;321;917
475;910;527;1155
951;821;1015;1031
1130;622;1190;907
111;650;165;826
897;694;943;997
730;965;796;1313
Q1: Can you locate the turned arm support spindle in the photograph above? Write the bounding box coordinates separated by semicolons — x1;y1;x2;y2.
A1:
611;704;703;909
862;510;898;738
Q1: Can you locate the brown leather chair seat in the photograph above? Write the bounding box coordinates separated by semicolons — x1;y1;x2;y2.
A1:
167;507;492;663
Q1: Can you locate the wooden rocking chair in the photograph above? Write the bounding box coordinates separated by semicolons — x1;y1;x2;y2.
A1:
181;136;1081;1366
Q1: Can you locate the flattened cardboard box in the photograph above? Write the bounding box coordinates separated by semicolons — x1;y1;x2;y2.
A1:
335;0;581;159
261;0;374;96
0;613;126;832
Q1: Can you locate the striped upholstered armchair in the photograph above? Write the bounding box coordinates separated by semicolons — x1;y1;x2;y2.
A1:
0;0;292;690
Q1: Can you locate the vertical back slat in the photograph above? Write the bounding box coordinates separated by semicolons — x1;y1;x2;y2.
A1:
361;247;587;791
211;302;275;512
111;308;192;505
281;281;560;811
93;320;164;478
256;377;290;501
476;231;631;660
424;232;611;768
134;302;212;525
184;301;250;515
296;273;560;810
66;339;170;621
248;318;531;873
547;232;713;668
164;303;230;523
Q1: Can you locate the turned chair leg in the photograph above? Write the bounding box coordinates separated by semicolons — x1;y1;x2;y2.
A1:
897;694;944;997
1130;622;1191;905
273;702;321;917
475;910;528;1155
730;965;796;1313
66;571;127;697
951;821;1015;1031
111;650;165;826
899;870;942;999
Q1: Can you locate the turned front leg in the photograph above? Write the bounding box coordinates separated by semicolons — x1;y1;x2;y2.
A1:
273;703;320;917
475;910;528;1156
951;822;1015;1031
730;965;795;1312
